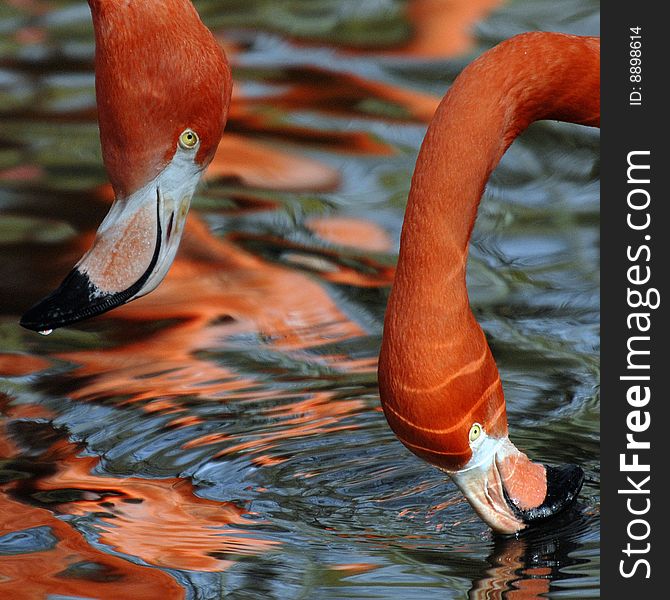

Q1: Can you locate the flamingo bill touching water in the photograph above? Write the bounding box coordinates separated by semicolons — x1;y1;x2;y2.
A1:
378;32;599;533
19;1;599;535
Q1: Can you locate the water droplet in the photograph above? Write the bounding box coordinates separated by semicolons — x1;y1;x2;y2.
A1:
39;329;53;336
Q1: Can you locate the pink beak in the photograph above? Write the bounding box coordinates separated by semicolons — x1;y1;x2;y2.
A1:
450;437;583;534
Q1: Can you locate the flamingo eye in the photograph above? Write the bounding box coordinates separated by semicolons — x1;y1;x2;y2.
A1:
469;423;482;443
178;129;199;150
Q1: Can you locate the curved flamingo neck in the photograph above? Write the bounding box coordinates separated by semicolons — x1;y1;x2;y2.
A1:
378;33;600;470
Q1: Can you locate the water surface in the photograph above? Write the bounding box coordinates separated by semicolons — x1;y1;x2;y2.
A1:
0;1;599;598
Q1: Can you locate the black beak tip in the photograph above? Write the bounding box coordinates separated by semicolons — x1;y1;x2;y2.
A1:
507;464;585;526
19;305;54;332
20;268;110;333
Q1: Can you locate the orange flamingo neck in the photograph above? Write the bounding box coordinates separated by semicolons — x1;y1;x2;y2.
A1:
378;32;600;471
88;0;231;198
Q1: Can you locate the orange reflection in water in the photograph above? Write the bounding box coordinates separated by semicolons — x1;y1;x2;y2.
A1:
391;0;504;58
234;228;394;289
35;454;278;572
306;217;393;253
60;193;374;358
469;537;553;600
188;390;364;462
235;67;441;123
209;133;339;191
0;494;186;600
0;353;50;377
0;403;277;590
47;198;374;464
0;405;183;598
241;0;502;59
227;101;396;157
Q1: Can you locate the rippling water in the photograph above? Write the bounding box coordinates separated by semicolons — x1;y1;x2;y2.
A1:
1;1;599;598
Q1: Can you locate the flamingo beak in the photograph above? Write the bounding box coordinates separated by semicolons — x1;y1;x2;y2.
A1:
449;437;584;535
20;149;203;332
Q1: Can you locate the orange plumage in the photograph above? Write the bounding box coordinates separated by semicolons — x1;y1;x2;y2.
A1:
89;0;232;197
379;32;599;472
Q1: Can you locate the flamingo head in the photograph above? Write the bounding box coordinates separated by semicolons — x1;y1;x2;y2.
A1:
21;0;232;332
380;370;583;534
448;428;584;535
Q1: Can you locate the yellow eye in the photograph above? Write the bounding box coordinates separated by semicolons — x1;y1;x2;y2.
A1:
469;423;482;443
178;129;199;149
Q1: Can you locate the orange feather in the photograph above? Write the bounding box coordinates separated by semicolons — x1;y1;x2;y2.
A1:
378;32;600;471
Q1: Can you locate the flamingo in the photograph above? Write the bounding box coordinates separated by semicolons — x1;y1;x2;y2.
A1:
20;1;599;534
378;32;599;533
21;0;232;331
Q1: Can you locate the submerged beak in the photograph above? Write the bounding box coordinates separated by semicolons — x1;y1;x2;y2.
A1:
21;154;202;333
450;437;584;535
